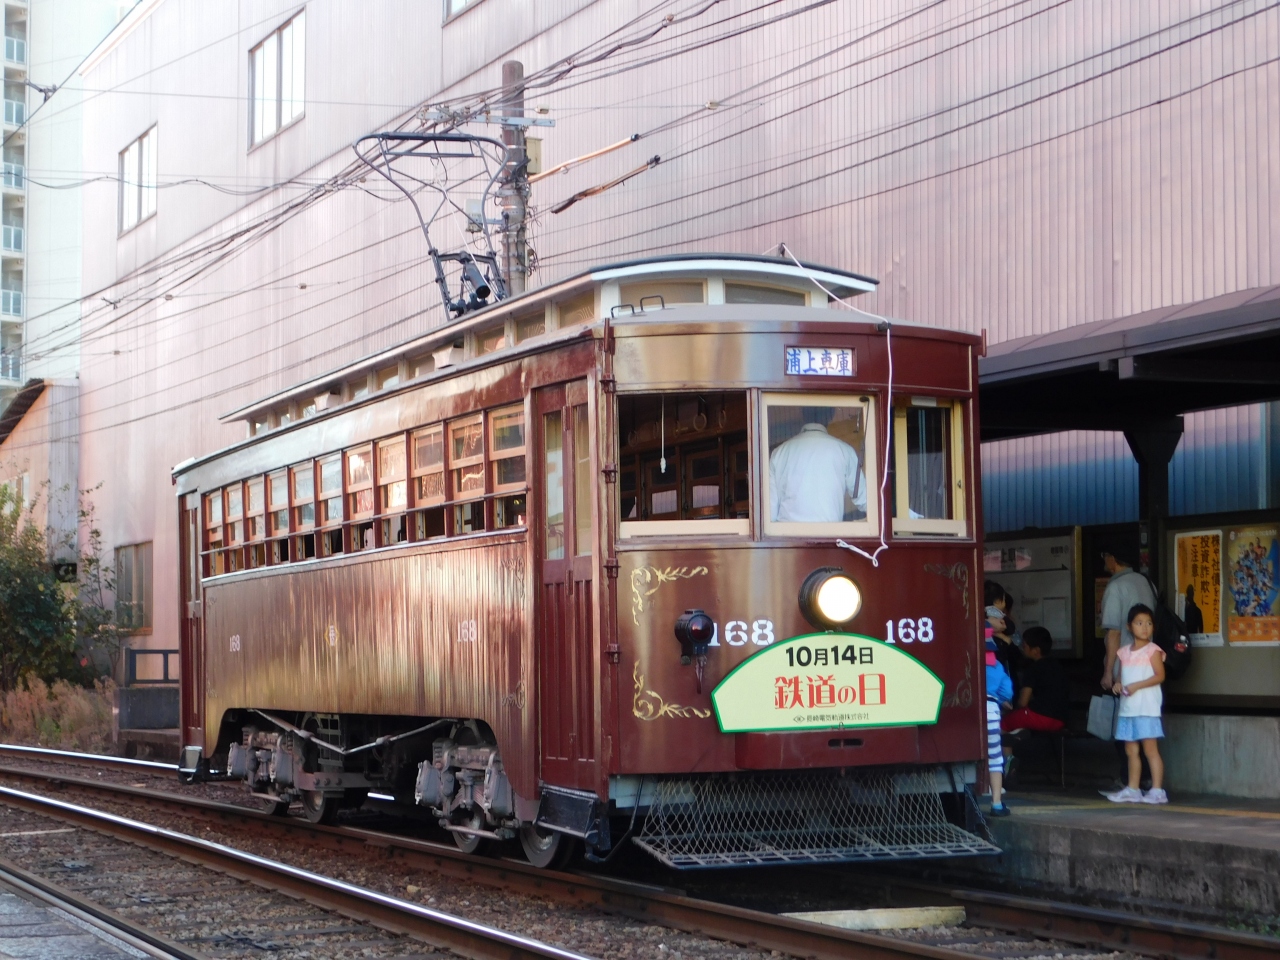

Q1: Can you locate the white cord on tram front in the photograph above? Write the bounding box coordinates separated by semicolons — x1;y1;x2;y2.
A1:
776;242;893;568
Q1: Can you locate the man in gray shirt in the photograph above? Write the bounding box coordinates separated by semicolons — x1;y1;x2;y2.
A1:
1099;551;1157;689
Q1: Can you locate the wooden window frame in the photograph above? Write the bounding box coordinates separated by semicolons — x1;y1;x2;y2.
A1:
377;436;408;514
291;461;316;533
267;469;290;541
224;482;245;546
759;391;879;540
317;454;343;529
411;423;446;510
246;476;266;542
448;414;486;505
345;444;375;521
489;404;526;495
892;397;968;538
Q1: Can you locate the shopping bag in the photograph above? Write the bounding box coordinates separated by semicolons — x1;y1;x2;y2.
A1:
1087;695;1118;741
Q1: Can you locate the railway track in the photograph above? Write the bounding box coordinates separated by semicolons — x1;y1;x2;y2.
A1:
0;746;1276;960
0;855;202;959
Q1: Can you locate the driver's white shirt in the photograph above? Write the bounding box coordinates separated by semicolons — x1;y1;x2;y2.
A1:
769;423;866;523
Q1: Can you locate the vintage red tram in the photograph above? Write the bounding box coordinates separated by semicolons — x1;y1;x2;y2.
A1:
173;254;996;868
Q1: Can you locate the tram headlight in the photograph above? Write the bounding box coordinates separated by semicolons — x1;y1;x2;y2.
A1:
674;608;716;665
799;567;862;630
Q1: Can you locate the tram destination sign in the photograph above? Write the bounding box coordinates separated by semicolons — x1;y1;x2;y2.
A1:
784;346;855;377
710;632;944;733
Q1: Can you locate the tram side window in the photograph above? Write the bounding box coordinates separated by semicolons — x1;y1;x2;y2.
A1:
411;424;446;540
267;470;289;562
490;405;527;529
246;477;266;568
617;392;749;537
378;437;408;545
762;393;878;538
450;415;486;535
204;492;224;576
346;445;374;551
224;484;246;572
291;462;317;560
891;398;967;537
317;455;344;556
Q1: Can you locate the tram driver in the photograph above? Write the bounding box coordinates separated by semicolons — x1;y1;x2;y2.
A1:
769;415;867;523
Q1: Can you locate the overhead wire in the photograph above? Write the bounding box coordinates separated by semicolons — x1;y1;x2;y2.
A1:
538;0;1272;263
19;0;735;356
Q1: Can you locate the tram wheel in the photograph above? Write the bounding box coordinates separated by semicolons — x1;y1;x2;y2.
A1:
451;810;489;855
301;790;339;825
267;798;291;817
519;823;576;869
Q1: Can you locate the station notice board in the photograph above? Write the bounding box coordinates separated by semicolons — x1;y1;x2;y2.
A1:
1171;524;1279;647
983;529;1082;656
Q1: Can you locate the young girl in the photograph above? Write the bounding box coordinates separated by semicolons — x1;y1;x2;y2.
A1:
1106;604;1168;804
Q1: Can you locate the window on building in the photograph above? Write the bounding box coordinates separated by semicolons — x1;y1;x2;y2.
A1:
115;542;152;632
892;397;967;537
0;473;29;513
119;126;157;233
251;10;305;146
445;0;482;19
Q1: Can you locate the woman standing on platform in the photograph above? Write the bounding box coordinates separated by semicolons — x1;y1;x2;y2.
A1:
1105;604;1169;805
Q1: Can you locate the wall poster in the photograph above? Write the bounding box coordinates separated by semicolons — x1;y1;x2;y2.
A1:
1173;530;1223;647
1225;525;1280;646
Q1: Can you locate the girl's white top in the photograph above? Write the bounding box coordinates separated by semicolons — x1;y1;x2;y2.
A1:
1117;642;1164;717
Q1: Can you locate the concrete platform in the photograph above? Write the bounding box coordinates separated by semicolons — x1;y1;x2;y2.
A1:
0;878;143;958
964;788;1280;920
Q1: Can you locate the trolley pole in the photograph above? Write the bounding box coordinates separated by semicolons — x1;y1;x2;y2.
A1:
500;60;528;297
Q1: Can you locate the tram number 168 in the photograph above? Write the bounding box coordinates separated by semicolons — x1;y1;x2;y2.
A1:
885;618;934;643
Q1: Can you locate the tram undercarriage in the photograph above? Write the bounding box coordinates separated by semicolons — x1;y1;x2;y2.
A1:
204;710;995;869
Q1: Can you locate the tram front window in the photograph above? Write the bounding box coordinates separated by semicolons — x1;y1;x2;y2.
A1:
618;392;749;536
763;394;878;537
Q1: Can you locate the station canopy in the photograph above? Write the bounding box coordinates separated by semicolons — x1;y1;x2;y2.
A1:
978;284;1280;442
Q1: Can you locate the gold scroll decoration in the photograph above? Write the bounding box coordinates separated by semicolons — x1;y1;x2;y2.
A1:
632;661;712;721
630;564;709;626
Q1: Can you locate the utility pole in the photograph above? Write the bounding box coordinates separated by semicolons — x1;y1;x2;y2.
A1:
500;60;528;297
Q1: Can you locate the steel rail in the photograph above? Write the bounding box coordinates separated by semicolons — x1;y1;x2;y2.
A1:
0;785;596;960
0;855;207;960
953;889;1279;960
2;757;1278;960
0;742;175;773
0;764;986;960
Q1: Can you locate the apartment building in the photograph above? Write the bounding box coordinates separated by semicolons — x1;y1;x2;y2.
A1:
0;0;1277;679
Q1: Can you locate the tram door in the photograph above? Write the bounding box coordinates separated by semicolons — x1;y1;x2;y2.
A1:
178;493;205;749
534;381;597;789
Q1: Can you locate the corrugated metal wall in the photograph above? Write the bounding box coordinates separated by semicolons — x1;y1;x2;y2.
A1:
983;403;1271;532
22;0;1279;643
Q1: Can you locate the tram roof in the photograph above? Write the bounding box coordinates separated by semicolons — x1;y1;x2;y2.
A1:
218;253;878;429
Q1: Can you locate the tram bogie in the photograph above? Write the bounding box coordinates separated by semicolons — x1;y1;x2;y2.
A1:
175;254;998;867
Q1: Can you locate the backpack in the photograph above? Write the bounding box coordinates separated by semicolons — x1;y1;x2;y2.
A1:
1141;573;1193;680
